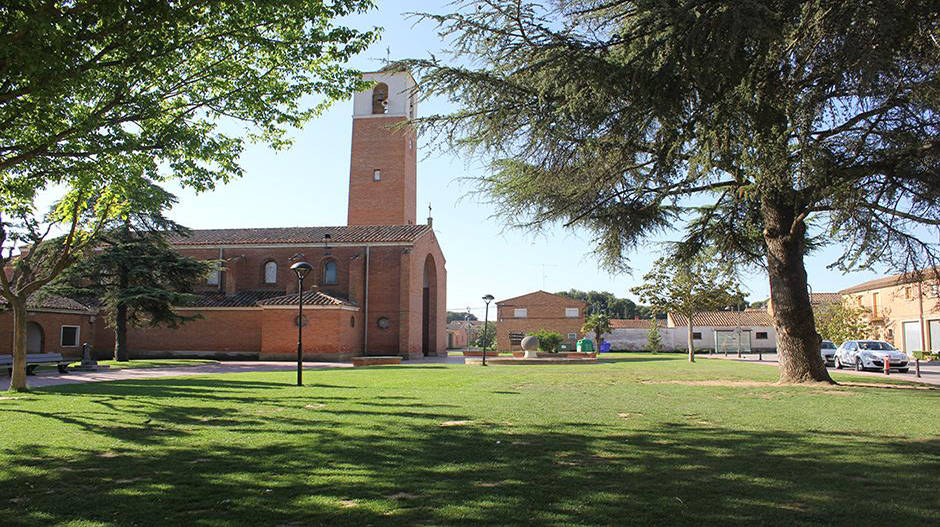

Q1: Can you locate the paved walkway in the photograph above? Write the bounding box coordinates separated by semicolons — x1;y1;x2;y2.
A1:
0;355;469;391
702;352;940;386
0;361;355;391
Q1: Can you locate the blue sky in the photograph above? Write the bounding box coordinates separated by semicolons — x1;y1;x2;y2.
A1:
162;1;886;319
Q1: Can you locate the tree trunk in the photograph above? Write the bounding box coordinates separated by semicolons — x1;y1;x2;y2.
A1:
762;199;832;383
687;318;695;363
8;299;29;392
114;302;129;362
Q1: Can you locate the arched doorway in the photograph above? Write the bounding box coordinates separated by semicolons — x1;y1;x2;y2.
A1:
26;322;44;353
422;255;438;356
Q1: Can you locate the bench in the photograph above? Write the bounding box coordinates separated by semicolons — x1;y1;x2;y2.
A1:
351;356;403;367
0;353;75;375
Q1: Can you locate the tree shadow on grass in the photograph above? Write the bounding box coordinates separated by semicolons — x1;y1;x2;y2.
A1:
597;355;680;364
0;411;937;526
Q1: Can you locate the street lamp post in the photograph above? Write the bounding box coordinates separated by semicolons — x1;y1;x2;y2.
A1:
290;261;313;386
482;294;495;366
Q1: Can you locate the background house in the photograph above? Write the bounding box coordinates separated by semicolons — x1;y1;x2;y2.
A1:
495;291;587;351
839;269;940;352
0;295;96;358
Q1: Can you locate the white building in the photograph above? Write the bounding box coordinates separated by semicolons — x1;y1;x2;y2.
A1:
591;310;777;352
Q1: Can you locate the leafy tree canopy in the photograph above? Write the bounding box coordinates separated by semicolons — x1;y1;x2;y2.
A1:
447;310;478;322
402;0;939;382
556;289;651;319
632;254;740;361
1;0;377;391
815;302;873;346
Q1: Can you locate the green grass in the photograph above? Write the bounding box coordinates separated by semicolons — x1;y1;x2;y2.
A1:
1;353;937;526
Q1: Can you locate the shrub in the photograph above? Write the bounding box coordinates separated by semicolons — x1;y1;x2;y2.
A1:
528;329;563;352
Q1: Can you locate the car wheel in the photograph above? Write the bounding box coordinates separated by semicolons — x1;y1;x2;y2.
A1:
855;358;864;371
835;357;843;369
898;368;909;373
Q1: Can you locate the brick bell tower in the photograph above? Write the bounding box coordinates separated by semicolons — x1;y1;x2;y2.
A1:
347;70;418;226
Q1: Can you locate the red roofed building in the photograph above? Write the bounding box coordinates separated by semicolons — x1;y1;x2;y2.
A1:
89;70;448;360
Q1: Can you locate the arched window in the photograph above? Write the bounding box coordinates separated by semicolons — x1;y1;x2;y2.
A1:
322;260;338;285
263;261;277;284
371;83;389;114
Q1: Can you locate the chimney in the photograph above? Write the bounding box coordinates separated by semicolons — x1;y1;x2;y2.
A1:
224;256;242;296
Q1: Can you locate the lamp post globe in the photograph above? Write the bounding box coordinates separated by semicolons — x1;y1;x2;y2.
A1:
290;262;313;386
482;294;495;366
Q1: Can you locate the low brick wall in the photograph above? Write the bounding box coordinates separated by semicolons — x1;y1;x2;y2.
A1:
462;351;501;357
351;356;402;367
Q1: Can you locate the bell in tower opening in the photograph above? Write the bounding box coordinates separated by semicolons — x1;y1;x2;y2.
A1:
347;69;419;227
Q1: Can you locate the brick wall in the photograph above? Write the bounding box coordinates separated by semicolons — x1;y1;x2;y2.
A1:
0;310;96;358
347;116;418;226
495;291;587;351
177;246;362;298
117;309;263;353
260;307;362;360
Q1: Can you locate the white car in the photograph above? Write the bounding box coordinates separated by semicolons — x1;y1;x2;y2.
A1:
820;340;837;366
834;340;910;373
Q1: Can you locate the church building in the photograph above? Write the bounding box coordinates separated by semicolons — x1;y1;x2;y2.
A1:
92;70;448;360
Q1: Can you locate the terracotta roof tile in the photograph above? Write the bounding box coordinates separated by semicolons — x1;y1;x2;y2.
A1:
167;225;431;246
257;290;358;307
610;319;654;329
188;291;288;308
670;311;773;327
809;293;842;305
840;268;940;295
0;294;94;313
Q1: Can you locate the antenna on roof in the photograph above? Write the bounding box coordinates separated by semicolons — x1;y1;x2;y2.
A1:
535;263;558;289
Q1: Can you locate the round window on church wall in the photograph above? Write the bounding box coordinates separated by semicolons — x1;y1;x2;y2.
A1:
294;315;308;328
377;317;390;329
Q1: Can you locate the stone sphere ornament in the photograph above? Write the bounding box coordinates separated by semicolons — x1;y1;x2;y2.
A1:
520;335;540;359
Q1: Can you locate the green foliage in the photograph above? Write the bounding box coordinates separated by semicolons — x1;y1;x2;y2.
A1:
557;289;651;319
49;184;213;360
816;303;873;346
447;311;478;322
472;324;496;350
647;319;663;353
581;313;611;345
403;0;940;381
1;1;377;388
632;254;740;359
528;329;563;352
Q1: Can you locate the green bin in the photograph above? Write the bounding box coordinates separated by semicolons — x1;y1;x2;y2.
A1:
576;339;595;352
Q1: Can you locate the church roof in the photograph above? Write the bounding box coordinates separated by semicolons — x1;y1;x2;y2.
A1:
185;290;357;308
167;225;431;246
256;290;358;307
188;291;289;308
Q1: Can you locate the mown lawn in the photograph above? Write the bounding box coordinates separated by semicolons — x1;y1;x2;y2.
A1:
0;354;937;526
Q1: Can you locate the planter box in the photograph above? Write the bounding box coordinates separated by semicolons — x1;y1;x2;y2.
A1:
462;351;501;357
351;356;402;367
564;352;597;359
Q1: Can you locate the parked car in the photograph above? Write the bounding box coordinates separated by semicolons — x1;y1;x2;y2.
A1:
820;340;837;366
835;340;910;373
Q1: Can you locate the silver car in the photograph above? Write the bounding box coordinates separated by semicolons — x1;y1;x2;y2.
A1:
835;340;910;373
820;340;837;366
